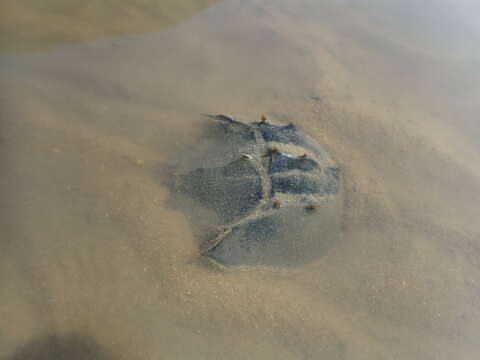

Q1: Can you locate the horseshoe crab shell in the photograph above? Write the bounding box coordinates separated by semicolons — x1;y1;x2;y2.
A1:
173;114;343;268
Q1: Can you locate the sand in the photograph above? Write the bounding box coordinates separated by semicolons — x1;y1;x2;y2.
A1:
1;0;480;359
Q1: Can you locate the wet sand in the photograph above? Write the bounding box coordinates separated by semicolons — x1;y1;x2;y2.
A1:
1;0;480;359
0;0;221;53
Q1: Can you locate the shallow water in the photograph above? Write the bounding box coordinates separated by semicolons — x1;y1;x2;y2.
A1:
1;0;480;359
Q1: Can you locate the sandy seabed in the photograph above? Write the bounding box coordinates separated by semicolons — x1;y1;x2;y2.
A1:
1;0;480;359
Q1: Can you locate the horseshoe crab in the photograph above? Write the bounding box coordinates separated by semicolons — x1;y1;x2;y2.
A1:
172;114;343;268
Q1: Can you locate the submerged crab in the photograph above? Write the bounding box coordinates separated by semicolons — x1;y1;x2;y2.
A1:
173;114;343;268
